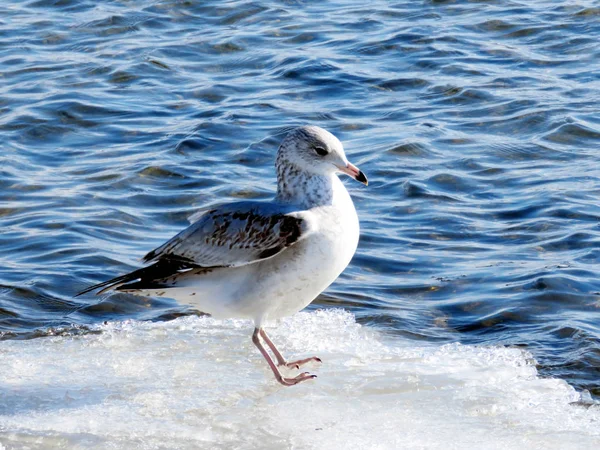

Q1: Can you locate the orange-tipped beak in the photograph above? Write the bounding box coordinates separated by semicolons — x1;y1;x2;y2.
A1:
337;162;368;185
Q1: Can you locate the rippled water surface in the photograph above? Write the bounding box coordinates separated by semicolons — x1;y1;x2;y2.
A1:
1;0;600;447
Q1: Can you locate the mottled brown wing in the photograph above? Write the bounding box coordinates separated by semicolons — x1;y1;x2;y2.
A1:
143;201;308;268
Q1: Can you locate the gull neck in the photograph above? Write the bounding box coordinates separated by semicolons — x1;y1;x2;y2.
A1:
276;160;337;208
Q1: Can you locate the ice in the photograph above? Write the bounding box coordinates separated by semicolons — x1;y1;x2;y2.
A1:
1;309;599;449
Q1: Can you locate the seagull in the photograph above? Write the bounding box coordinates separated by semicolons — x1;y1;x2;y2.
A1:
77;126;367;386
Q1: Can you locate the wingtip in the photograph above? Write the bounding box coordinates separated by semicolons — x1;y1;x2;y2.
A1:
74;273;132;298
74;285;98;298
74;284;102;298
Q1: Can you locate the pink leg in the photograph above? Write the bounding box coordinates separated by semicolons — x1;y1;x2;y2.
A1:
285;356;323;369
252;328;317;386
259;329;322;369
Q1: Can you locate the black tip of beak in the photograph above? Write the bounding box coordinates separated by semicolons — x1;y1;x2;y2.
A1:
356;171;368;186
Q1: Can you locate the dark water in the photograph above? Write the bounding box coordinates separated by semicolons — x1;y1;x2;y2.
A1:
1;0;600;398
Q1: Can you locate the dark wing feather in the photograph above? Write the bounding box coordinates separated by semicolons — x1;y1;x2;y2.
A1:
143;201;308;268
75;258;198;297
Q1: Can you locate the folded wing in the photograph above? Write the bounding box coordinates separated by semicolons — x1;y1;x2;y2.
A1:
143;201;309;267
76;201;310;296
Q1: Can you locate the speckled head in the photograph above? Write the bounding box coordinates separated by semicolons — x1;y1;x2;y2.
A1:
276;126;367;185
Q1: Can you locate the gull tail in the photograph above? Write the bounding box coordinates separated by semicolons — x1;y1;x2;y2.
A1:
75;258;200;297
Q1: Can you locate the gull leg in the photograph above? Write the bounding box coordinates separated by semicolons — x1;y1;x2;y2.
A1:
252;328;316;386
258;328;287;366
285;356;323;369
259;328;322;370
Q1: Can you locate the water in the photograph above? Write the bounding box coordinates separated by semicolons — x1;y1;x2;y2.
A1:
1;0;600;447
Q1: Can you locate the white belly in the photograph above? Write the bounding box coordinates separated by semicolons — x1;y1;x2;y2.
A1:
252;213;358;322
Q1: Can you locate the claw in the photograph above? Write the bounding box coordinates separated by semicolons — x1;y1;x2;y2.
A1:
280;372;317;386
253;328;321;387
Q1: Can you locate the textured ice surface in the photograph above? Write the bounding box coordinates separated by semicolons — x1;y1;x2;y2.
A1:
1;309;599;449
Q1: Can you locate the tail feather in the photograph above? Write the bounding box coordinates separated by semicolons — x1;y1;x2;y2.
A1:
75;258;199;297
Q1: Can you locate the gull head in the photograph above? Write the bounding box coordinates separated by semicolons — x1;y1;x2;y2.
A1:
277;126;367;185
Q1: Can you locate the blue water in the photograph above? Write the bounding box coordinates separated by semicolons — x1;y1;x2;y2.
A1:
1;0;600;409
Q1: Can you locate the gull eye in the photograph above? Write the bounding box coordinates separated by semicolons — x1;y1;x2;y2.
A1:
314;146;328;156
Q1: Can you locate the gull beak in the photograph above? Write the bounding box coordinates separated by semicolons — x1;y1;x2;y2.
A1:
337;162;368;186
